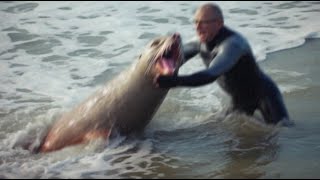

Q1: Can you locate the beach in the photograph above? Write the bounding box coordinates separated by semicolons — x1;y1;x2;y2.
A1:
0;1;320;179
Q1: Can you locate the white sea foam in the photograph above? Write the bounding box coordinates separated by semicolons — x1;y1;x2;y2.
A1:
0;1;320;178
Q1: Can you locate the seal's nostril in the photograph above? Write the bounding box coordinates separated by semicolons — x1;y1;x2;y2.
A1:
172;33;180;40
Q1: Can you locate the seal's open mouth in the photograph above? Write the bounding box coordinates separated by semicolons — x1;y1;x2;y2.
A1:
155;34;182;76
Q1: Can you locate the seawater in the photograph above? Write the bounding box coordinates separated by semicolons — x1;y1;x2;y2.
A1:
0;1;320;178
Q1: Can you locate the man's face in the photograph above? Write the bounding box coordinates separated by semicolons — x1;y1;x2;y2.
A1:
193;9;222;43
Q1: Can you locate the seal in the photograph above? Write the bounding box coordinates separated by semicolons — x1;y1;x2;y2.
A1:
38;33;184;153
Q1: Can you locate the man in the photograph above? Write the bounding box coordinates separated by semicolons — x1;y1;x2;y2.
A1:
155;3;291;125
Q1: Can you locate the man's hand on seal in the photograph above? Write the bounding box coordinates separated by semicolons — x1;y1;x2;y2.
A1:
154;74;178;88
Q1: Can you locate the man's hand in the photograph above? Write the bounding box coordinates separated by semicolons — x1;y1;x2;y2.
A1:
153;74;178;88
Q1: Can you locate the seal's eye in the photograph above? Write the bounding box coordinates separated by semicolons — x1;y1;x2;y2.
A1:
151;39;161;47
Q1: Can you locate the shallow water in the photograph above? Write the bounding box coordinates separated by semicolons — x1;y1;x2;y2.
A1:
0;1;320;178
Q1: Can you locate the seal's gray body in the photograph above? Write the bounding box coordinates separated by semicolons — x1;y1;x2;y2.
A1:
39;34;182;153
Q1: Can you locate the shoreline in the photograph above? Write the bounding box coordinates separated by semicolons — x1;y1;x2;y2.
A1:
260;37;320;124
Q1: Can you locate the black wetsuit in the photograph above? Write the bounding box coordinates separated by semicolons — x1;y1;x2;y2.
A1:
157;26;290;124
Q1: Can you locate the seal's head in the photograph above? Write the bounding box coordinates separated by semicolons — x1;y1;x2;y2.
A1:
140;33;184;79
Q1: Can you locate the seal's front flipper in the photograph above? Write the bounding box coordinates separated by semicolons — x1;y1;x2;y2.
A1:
84;129;112;142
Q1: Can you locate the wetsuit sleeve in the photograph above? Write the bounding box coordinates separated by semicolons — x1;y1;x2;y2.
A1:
157;36;249;88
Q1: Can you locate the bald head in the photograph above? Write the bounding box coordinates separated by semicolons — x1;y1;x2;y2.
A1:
193;3;224;43
196;3;224;23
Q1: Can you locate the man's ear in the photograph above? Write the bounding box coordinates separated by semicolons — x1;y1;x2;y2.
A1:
218;19;224;28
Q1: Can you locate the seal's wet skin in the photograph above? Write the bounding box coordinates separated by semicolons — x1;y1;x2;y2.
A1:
38;33;184;153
